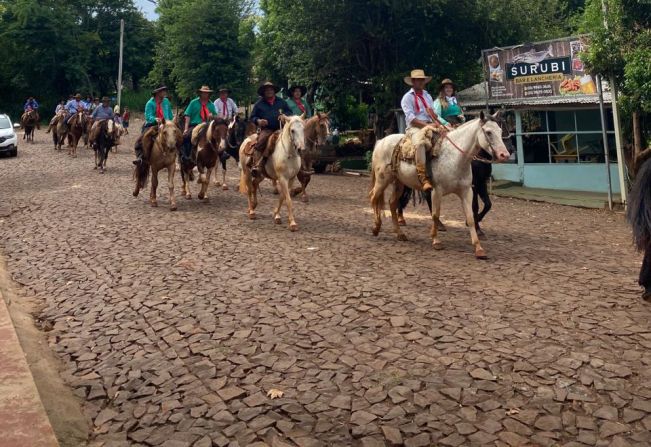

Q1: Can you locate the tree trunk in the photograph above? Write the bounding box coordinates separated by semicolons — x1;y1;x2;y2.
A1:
633;110;643;160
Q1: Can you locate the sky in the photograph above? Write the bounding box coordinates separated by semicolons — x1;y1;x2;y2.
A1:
135;0;157;20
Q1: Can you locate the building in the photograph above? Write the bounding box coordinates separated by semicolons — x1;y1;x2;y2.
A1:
457;81;621;194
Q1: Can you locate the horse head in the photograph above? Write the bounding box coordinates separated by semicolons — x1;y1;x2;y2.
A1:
226;116;241;149
158;120;183;151
314;112;331;146
208;118;228;152
477;111;510;163
280;114;306;153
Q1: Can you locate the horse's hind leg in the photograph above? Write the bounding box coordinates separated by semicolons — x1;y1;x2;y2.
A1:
181;169;192;199
221;161;228;190
168;164;177;211
389;182;407;241
150;169;159;207
475;181;491;238
459;187;486;259
431;187;444;250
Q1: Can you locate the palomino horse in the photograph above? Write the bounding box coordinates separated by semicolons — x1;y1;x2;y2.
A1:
369;112;509;259
239;115;305;230
21;110;38;143
292;112;330;202
133;121;183;210
90;119;119;174
179;118;228;200
66;111;87;157
52;112;68;151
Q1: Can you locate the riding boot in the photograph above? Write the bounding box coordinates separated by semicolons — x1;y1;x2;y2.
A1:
251;156;267;178
416;163;433;192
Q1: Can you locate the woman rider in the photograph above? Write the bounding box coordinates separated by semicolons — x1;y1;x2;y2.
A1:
133;85;173;165
286;85;312;118
433;79;465;127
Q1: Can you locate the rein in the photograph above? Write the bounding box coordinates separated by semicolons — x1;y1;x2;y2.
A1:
441;122;497;164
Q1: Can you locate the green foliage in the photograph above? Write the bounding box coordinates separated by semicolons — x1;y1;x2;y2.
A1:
149;0;255;103
256;0;581;127
0;0;155;117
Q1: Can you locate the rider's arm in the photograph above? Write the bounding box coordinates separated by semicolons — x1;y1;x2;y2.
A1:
230;99;238;116
250;102;262;126
282;99;294;116
410;119;430;129
184;116;190;133
163;99;173;121
432;99;449;126
144;100;156;123
400;92;416;128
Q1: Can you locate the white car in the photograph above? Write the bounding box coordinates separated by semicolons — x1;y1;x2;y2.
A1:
0;114;18;157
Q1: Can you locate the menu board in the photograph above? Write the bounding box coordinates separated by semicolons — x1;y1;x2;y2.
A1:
482;36;597;101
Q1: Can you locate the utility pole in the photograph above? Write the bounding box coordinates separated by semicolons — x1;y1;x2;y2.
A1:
117;19;125;111
601;0;627;206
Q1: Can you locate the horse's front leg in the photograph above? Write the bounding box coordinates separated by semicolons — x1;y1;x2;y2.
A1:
389;182;407;241
273;178;287;225
168;164;177;211
459;187;486;259
221;163;228;190
246;172;259;219
150;168;159;207
431;187;444;250
199;166;213;201
181;169;191;200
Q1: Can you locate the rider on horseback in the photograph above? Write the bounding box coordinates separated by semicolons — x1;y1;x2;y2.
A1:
433;79;466;127
65;93;87;124
400;69;450;193
133;85;173;166
23;96;40;129
287;85;313;118
181;85;217;164
89;97;116;147
213;87;237;120
250;81;293;177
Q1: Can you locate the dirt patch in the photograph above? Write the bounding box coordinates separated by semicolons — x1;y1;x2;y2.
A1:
0;254;89;447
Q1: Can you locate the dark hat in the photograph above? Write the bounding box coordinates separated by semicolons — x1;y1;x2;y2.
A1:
152;85;168;95
289;85;307;96
74;93;82;99
218;87;230;93
257;81;279;97
439;78;456;91
101;96;110;102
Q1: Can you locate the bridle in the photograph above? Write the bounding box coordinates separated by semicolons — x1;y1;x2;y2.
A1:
439;120;505;164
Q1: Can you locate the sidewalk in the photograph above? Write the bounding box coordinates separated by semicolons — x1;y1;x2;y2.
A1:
492;181;623;210
0;287;59;447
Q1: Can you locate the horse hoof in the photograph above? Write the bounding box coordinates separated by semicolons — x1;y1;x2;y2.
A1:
222;185;229;191
248;212;256;220
372;227;380;237
475;248;488;260
93;166;97;170
433;242;444;250
289;223;298;232
133;190;139;197
170;204;177;211
398;217;406;226
274;216;282;225
185;194;192;200
397;233;408;242
150;201;158;207
301;195;309;203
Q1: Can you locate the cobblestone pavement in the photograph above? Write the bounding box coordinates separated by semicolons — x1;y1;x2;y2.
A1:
1;126;650;447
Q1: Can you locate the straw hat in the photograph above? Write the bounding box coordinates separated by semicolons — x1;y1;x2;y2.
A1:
404;69;432;86
439;78;456;91
257;81;279;97
197;85;214;93
74;93;82;99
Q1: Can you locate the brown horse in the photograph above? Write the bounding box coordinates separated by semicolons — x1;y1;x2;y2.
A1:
21;109;38;143
181;118;228;201
51;112;68;150
293;112;330;202
83;117;93;149
66;112;87;157
89;119;119;174
133;121;183;210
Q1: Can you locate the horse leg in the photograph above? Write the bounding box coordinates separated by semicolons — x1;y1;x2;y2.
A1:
201;167;213;202
182;169;192;200
475;181;491;239
273;179;287;225
299;171;310;203
431;187;444;250
247;173;259;219
168;164;177;211
459;187;486;259
150;168;159;207
272;179;279;195
221;161;228;190
389;182;407;241
285;177;299;231
370;168;391;237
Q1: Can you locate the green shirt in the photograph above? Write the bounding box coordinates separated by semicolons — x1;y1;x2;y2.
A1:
184;97;218;126
144;97;173;124
286;98;313;118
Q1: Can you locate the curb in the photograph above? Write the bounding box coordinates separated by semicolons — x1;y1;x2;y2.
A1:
0;287;59;447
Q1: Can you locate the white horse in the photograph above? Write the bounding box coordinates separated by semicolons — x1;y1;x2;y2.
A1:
370;111;510;259
239;115;306;230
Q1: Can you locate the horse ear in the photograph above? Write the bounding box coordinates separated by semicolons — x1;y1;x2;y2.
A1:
300;113;306;120
492;110;501;121
479;110;486;123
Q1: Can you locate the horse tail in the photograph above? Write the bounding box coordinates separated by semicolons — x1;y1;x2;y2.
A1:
398;187;413;212
368;164;376;199
628;156;651;251
239;168;248;195
134;159;150;191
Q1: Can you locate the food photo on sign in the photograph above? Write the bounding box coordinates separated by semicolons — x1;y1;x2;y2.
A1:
483;36;597;101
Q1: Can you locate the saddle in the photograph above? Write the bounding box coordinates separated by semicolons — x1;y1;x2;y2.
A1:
391;127;446;173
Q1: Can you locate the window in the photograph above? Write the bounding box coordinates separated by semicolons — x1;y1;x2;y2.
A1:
0;117;11;129
518;109;616;164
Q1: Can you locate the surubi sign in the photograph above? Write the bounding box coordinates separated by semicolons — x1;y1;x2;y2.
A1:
483;36;596;100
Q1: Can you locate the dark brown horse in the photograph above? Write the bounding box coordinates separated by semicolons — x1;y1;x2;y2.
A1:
292;112;330;202
90;119;119;174
21;109;38;143
213;116;255;190
67;111;87;157
180;118;228;200
51;112;68;151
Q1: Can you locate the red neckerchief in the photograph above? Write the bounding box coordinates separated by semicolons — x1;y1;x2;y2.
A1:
294;98;306;113
221;99;228;116
265;97;275;106
155;99;163;120
413;90;428;113
200;100;209;122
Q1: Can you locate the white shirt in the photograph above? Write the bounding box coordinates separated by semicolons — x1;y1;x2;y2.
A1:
213;97;238;119
401;88;436;129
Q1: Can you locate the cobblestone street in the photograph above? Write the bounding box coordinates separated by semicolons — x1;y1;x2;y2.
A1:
1;126;650;447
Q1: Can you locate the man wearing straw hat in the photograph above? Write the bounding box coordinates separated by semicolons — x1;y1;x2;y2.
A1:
181;85;217;164
400;69;450;193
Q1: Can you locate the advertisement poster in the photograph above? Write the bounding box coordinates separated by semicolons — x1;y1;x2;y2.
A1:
482;36;596;101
